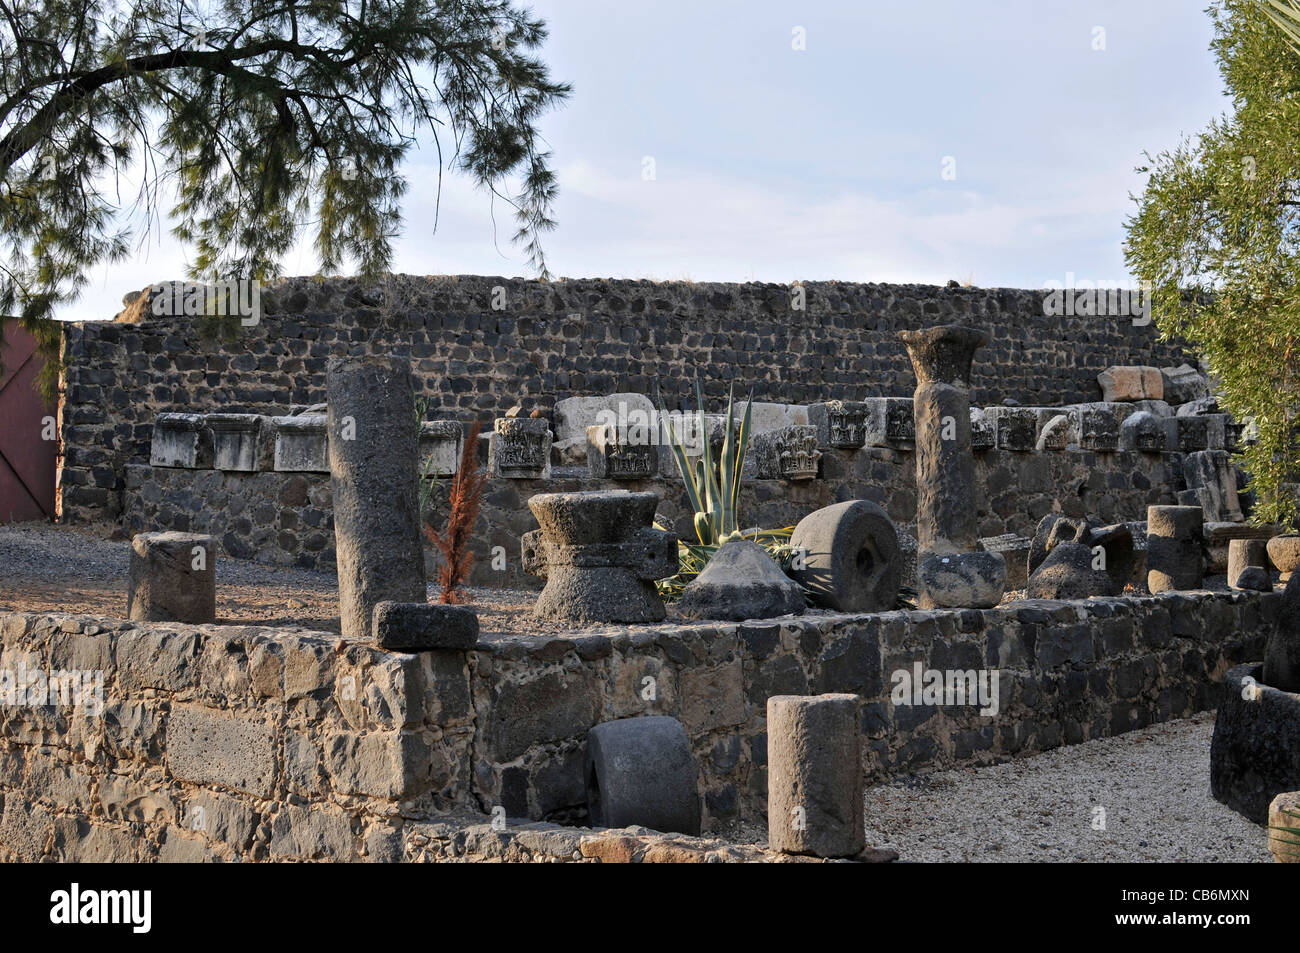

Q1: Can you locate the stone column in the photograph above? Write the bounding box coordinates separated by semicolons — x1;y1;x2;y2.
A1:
1146;504;1204;593
767;694;864;858
126;531;217;623
899;325;1006;608
326;356;426;640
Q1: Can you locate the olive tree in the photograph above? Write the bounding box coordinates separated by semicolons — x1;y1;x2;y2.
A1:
1126;0;1300;526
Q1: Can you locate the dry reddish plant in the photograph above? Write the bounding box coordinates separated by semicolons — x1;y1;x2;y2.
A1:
423;420;486;604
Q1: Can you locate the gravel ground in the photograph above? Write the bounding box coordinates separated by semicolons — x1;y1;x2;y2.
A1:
863;712;1271;862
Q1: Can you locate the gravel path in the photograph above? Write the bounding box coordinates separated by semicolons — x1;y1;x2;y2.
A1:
864;712;1271;862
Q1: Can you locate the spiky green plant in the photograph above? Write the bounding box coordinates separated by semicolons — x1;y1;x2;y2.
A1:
659;381;752;546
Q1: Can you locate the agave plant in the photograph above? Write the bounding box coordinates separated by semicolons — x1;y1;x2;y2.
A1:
659;380;752;546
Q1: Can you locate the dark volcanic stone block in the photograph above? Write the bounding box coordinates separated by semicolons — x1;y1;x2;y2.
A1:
371;601;480;650
1211;662;1300;824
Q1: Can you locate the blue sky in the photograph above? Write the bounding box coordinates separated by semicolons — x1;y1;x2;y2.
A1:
65;0;1229;320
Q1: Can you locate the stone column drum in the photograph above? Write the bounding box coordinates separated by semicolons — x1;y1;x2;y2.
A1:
326;356;426;640
522;490;676;623
899;325;1006;609
126;531;217;623
767;694;864;858
1146;505;1204;593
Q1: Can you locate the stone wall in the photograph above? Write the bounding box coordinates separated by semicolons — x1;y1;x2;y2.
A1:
120;447;1185;584
59;274;1194;523
0;587;1275;859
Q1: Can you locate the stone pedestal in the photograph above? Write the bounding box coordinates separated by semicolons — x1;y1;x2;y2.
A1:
767;694;864;858
126;531;216;623
900;325;1006;609
522;491;676;623
150;413;213;469
326;356;426;641
1146;505;1204;593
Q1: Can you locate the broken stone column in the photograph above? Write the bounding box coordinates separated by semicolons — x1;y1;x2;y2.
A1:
1228;538;1271;591
522;490;676;622
1146;505;1204;593
767;693;864;858
126;531;217;623
326;356;426;641
899;325;1006;609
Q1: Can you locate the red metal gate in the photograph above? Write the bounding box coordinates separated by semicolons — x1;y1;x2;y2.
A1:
0;321;57;522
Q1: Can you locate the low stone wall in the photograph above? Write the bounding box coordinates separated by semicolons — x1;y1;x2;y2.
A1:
0;612;475;861
0;587;1275;860
120;447;1185;584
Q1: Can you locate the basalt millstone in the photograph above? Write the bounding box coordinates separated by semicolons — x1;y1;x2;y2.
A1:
788;500;901;613
523;490;676;623
585;716;701;836
326;356;426;641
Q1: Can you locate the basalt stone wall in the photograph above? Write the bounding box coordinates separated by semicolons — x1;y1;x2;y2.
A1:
0;589;1277;858
120;447;1184;583
59;274;1194;523
0;611;476;862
